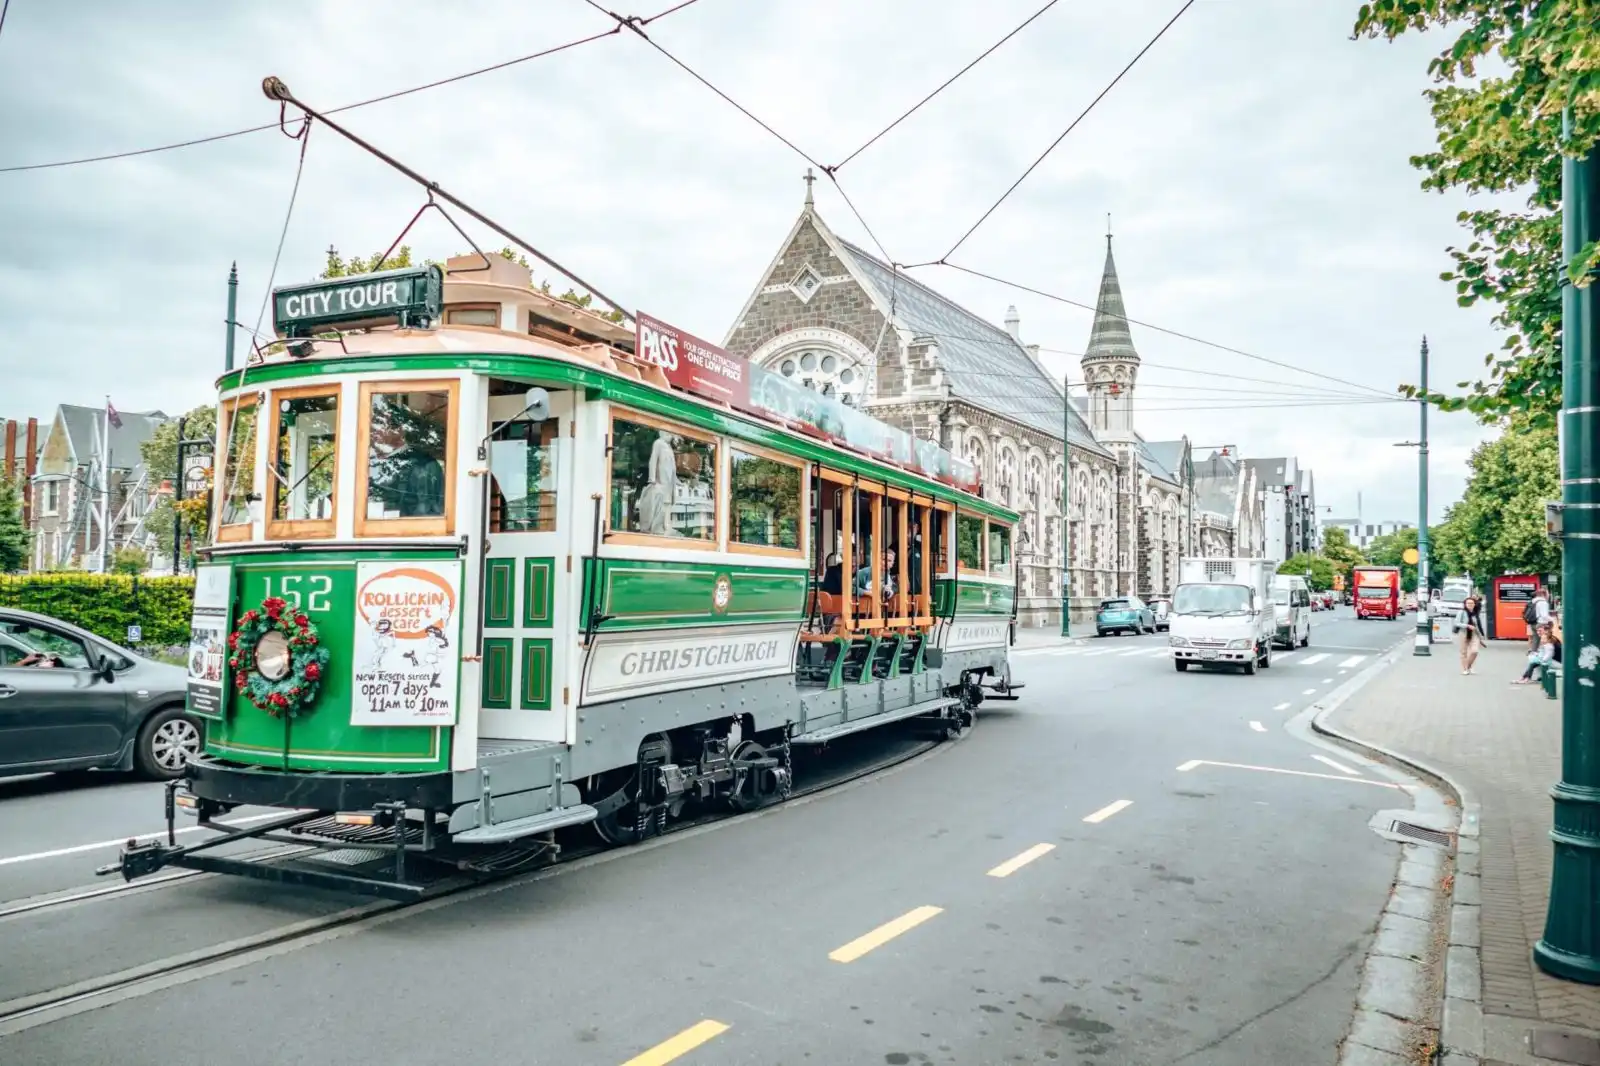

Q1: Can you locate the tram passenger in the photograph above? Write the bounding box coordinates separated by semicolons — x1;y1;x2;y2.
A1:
820;554;843;595
854;548;897;598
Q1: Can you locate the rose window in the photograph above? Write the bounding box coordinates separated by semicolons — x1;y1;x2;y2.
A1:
776;349;866;406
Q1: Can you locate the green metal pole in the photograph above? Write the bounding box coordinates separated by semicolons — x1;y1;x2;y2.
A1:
1415;336;1432;655
1060;376;1071;636
1535;107;1600;983
224;262;238;372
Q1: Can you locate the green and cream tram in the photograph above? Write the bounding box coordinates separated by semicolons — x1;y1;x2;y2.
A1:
109;254;1020;898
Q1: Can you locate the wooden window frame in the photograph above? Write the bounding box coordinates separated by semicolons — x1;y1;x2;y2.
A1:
727;441;808;560
353;379;461;539
265;383;342;541
604;407;721;552
956;509;988;576
444;302;503;328
215;394;259;544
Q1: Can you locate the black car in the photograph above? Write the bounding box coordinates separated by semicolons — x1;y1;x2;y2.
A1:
0;607;198;779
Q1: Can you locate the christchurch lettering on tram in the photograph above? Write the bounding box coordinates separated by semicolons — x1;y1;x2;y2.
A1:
620;639;783;676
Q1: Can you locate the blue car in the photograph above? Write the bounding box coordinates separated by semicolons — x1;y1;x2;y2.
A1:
1096;596;1156;636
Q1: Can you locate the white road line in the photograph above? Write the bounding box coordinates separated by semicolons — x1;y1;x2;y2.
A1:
1119;648;1148;656
1272;702;1291;711
1081;650;1114;657
1174;759;1401;789
1311;754;1362;776
1301;653;1330;665
1249;721;1266;732
1322;678;1334;684
1302;688;1317;695
1082;800;1134;824
1339;655;1366;668
0;811;295;868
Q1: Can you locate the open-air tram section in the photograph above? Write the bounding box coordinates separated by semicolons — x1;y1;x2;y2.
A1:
101;254;1024;901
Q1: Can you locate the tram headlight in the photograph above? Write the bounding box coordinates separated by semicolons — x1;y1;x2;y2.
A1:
254;630;292;681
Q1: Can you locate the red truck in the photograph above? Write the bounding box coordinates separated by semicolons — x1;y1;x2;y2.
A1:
1353;565;1401;620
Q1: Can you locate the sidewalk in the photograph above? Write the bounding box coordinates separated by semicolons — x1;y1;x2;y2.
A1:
1323;639;1600;1064
1010;623;1089;650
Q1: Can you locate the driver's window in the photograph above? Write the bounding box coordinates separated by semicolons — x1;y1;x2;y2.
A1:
0;622;93;670
267;386;340;538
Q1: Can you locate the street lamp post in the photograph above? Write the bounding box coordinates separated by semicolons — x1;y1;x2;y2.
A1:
1535;108;1600;983
1417;337;1432;655
1060;374;1072;636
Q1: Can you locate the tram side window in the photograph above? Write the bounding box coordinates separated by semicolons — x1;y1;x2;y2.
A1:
956;514;985;570
988;522;1013;578
608;416;717;541
362;385;453;523
489;419;559;532
269;391;338;529
731;449;801;551
217;398;257;531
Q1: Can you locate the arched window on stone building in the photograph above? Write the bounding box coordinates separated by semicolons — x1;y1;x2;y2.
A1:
774;348;867;406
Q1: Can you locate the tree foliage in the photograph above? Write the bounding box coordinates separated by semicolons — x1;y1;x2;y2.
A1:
139;404;218;552
1430;414;1561;581
1319;525;1369;589
0;478;28;573
321;245;626;323
1353;0;1600;424
1366;526;1445;592
1278;552;1337;590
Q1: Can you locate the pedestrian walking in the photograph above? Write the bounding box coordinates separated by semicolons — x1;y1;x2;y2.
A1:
1515;622;1557;685
1458;594;1486;675
1526;587;1552;652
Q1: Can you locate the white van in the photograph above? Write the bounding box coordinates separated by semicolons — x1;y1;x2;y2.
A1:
1271;575;1312;649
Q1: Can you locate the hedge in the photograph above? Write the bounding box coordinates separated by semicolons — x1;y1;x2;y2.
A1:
0;574;196;647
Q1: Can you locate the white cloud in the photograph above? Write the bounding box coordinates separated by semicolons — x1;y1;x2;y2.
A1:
0;0;1507;524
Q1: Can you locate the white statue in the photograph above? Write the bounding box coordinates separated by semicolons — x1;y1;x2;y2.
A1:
635;432;678;535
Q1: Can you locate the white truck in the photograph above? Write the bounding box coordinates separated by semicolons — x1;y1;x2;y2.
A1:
1438;575;1474;634
1169;557;1278;675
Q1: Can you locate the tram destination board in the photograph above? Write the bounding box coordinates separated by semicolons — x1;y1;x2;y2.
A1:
273;264;444;337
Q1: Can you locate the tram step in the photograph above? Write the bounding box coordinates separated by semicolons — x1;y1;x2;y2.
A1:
790;696;956;747
290;816;426;847
452;803;599;845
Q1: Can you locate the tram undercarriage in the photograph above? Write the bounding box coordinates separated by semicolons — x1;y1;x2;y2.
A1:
101;678;989;901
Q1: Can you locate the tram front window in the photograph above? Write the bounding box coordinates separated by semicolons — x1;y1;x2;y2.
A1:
609;416;716;541
731;449;801;550
988;523;1013;578
218;398;257;530
956;514;984;570
364;388;450;519
489;419;559;532
271;392;338;526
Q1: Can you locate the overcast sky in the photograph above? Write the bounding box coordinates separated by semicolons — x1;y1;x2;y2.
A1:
0;0;1508;525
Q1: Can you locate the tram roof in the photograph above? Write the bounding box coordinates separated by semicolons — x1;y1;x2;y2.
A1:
217;326;1020;523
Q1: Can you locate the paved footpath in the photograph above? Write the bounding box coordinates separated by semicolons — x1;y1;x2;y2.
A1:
1325;638;1600;1066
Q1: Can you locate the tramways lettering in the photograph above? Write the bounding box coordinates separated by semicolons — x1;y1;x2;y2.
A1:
620;637;782;677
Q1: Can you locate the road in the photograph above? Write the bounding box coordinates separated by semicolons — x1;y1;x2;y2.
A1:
0;607;1421;1065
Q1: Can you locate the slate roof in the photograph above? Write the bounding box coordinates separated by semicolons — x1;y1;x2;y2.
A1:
836;239;1111;459
1192;451;1241;517
1243;457;1296;489
1140;439;1188;485
1083;237;1139;365
57;405;168;475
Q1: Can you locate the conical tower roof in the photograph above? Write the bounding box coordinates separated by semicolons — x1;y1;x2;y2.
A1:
1082;234;1139;365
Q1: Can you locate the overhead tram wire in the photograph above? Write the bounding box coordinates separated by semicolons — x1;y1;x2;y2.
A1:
0;0;11;46
930;262;1400;399
0;3;702;175
932;0;1197;263
827;0;1066;172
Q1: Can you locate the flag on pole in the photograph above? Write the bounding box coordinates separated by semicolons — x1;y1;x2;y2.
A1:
106;400;122;429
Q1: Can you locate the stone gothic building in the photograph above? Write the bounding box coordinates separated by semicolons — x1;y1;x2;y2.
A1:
721;188;1222;627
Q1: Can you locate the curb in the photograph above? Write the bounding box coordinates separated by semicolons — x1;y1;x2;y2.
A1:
1307;637;1484;1066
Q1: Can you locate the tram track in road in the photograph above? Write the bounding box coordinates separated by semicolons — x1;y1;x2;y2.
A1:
0;721;955;1037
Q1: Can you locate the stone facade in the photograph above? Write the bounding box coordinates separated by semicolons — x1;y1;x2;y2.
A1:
722;196;1238;628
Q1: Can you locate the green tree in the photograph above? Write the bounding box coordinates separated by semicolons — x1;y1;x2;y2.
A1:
0;477;29;573
1430;414;1561;582
1319;525;1368;591
140;404;218;551
1353;1;1600;424
1366;526;1446;592
1278;553;1336;590
110;546;148;576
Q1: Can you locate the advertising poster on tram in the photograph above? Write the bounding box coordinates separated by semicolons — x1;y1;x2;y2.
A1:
635;312;751;410
350;560;463;727
186;563;234;721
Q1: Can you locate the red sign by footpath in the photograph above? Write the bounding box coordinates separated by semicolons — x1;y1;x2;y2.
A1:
636;313;750;410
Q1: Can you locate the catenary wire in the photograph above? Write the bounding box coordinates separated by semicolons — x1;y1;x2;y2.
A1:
930;261;1401;398
0;4;700;175
936;0;1196;261
0;0;11;45
829;0;1065;171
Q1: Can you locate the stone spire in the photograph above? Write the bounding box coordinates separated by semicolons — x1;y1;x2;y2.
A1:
1082;231;1139;367
803;167;816;209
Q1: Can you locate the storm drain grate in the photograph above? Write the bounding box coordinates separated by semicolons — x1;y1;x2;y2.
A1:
1388;819;1454;848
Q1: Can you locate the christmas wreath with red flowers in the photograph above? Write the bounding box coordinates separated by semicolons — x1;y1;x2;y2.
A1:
227;597;332;719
